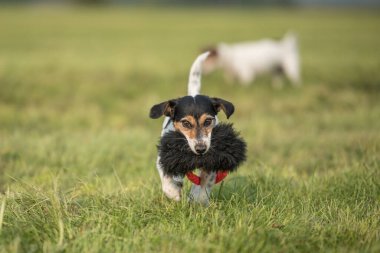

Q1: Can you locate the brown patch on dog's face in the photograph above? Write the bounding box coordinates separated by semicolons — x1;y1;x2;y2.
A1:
174;113;216;155
174;115;197;140
198;113;215;136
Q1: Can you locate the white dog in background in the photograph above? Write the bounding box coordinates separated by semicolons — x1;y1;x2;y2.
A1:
202;32;301;86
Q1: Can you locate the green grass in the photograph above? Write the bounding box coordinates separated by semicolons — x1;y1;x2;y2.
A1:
0;6;380;253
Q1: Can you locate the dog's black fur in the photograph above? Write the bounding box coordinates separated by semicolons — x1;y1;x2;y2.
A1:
158;123;247;176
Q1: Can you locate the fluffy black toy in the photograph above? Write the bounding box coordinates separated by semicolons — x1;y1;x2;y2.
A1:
158;123;247;176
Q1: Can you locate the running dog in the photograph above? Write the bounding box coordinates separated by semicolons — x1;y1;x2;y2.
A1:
149;52;235;205
202;32;301;86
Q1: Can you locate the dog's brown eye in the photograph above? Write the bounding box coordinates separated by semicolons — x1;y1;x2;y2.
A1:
203;118;213;127
181;120;192;129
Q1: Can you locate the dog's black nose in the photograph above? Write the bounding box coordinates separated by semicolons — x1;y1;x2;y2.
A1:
195;144;207;154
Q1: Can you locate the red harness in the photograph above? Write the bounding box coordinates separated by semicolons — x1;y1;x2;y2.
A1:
186;171;228;185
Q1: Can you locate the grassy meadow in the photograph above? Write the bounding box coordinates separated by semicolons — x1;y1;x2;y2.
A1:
0;6;379;252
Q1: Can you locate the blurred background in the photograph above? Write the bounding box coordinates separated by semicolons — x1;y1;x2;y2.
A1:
0;0;379;251
1;0;380;6
1;0;379;185
1;0;379;189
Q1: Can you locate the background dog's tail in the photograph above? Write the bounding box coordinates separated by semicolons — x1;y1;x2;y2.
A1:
188;51;210;96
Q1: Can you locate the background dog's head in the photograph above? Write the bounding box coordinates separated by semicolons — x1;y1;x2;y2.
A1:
150;95;234;155
201;46;219;74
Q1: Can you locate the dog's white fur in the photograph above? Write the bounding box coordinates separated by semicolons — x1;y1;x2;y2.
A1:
156;52;216;205
202;33;301;86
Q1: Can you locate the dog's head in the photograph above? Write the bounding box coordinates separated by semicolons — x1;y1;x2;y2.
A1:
150;95;234;155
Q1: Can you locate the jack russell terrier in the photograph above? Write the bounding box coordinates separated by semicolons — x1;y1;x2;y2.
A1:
202;32;301;86
149;52;236;205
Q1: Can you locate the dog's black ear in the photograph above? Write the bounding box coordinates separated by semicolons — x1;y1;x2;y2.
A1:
211;97;235;119
149;99;177;119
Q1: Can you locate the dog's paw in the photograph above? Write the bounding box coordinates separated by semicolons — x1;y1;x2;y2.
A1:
162;175;182;201
188;185;210;207
163;185;181;201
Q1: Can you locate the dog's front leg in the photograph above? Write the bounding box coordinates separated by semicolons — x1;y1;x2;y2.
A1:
156;157;183;201
238;69;255;85
189;170;216;206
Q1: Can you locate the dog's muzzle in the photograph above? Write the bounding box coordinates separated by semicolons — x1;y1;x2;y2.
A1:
194;143;207;155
